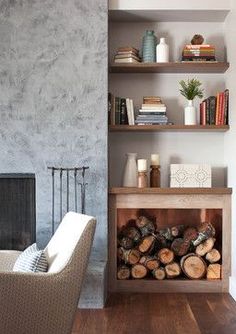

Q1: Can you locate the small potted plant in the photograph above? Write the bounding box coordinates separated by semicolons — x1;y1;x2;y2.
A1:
179;78;204;125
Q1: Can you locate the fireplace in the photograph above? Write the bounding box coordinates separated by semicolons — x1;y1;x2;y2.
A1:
0;174;36;250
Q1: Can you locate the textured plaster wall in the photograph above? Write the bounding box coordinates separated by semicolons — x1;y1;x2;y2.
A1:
0;0;108;262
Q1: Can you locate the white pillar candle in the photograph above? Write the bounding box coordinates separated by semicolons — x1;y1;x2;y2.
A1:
137;159;147;172
151;154;160;166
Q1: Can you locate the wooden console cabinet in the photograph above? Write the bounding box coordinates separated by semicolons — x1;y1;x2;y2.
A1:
109;188;232;293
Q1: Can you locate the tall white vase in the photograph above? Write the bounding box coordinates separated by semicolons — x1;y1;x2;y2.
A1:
156;37;169;62
184;100;197;125
123;153;138;187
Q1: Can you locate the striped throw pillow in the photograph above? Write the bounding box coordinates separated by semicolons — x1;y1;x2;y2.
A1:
13;243;48;273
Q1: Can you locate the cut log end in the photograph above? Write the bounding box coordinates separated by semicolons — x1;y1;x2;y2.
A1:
181;253;207;279
165;262;181;278
207;264;221;280
117;265;130;280
158;248;175;265
205;249;221;264
138;235;155;253
140;256;160;270
195;237;215;257
131;264;148;279
153;267;166;280
119;248;141;265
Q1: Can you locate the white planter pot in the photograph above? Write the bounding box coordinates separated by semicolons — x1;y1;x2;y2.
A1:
184;100;197;125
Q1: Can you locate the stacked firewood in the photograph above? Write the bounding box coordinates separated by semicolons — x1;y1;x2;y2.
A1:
117;216;221;280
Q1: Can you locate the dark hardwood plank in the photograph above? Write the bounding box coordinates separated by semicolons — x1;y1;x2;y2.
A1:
187;294;224;334
73;293;236;334
206;294;236;332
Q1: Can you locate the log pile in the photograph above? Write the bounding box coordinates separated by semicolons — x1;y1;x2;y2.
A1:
117;216;221;280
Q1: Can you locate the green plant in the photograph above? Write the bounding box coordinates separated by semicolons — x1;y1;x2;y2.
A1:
179;78;204;100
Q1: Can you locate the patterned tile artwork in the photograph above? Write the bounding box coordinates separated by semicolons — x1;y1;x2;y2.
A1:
170;164;212;188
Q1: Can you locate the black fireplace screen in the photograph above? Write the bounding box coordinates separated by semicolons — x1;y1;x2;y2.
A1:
0;174;36;251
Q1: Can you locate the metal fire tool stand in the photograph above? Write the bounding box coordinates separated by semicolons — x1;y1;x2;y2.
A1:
48;166;89;235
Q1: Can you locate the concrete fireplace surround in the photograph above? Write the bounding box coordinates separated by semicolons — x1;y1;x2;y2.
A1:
0;0;107;307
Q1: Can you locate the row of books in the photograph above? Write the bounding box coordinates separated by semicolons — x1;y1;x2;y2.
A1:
108;94;135;125
135;96;168;125
114;47;141;64
108;95;169;126
200;90;229;125
182;44;216;62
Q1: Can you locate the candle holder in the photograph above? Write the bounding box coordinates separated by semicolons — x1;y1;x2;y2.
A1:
138;171;148;188
150;165;161;188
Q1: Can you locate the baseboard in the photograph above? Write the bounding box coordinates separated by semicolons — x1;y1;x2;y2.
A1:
229;276;236;300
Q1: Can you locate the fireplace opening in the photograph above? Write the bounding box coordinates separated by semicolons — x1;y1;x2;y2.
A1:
0;174;36;250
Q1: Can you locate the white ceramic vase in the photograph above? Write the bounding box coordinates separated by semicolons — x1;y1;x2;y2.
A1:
156;37;169;63
184;100;197;125
123;153;138;187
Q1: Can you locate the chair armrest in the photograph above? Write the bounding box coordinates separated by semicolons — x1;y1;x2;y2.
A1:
0;250;22;271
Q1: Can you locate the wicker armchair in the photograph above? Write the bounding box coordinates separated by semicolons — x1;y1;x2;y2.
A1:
0;212;96;334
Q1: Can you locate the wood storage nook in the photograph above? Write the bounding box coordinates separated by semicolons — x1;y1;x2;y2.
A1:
109;188;232;293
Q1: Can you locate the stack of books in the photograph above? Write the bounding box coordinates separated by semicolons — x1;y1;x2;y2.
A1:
108;94;135;125
135;96;168;125
200;89;229;125
114;47;141;64
182;44;216;62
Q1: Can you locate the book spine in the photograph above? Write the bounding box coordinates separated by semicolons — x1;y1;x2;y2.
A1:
109;93;116;125
224;89;229;125
221;92;225;125
209;97;216;125
120;98;128;125
108;93;112;125
139;111;166;115
215;93;220;125
126;98;132;125
115;97;120;125
218;93;224;125
206;98;210;125
203;101;207;125
200;102;203;125
202;102;206;125
130;99;135;125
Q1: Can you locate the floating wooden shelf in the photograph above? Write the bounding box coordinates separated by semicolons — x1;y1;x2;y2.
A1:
109;62;229;74
109;187;232;195
109;8;230;23
109;125;229;132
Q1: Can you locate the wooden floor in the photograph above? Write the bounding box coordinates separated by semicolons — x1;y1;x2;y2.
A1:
72;293;236;334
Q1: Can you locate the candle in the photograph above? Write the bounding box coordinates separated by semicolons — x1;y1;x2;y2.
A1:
137;159;147;172
151;154;160;166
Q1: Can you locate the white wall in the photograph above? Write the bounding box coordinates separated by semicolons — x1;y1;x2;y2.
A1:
109;21;227;187
224;0;236;299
